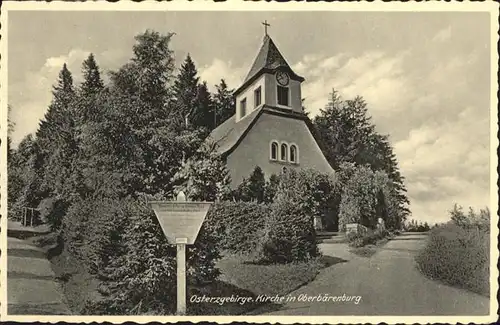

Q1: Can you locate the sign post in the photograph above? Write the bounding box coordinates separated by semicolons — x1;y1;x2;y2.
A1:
176;238;187;314
148;191;212;315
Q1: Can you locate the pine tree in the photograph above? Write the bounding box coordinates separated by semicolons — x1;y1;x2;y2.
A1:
80;53;104;97
235;166;266;202
34;64;78;219
213;79;235;128
7;105;14;156
173;54;200;126
8;135;41;218
313;89;410;229
190;81;214;132
37;63;75;150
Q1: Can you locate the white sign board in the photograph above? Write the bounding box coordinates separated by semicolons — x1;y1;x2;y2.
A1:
149;201;212;245
149;196;213;315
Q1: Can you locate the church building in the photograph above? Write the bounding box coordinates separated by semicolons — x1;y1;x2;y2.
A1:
208;30;335;188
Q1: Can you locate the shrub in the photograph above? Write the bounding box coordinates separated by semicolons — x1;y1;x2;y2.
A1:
38;196;69;230
62;197;128;275
298;169;338;231
204;201;269;255
65;197;221;314
347;228;390;248
172;142;231;202
259;169;320;263
416;222;489;296
233;166;266;203
404;219;431;232
263;174;280;204
337;163;405;232
338;165;380;231
449;204;490;231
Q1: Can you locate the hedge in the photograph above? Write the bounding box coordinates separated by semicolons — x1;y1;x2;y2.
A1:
204;201;269;255
415;222;489;296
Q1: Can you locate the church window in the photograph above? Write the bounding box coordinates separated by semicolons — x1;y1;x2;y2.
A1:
277;86;289;106
280;143;288;161
254;87;262;107
270;141;278;160
290;144;298;163
240;98;247;118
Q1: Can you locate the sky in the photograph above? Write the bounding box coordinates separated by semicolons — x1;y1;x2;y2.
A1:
7;10;494;223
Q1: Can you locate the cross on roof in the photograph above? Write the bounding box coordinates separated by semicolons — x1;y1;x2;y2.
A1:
262;20;270;35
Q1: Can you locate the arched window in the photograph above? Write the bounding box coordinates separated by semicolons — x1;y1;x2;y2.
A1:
290;144;298;163
270;141;278;160
280;143;288;161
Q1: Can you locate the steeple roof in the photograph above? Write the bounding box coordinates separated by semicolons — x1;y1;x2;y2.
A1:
235;35;304;95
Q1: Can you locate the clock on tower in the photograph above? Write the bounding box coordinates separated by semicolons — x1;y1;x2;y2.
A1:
276;71;290;86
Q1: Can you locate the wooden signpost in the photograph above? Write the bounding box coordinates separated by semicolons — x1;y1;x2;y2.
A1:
148;191;212;315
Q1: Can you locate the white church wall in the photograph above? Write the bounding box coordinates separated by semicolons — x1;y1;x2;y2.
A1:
226;111;335;188
235;75;266;121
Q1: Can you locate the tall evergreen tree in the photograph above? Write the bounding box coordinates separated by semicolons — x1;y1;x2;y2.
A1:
80;53;104;97
173;54;200;126
190;81;214;132
37;63;75;150
96;30;202;197
313;88;410;228
34;64;77;213
213;79;235;128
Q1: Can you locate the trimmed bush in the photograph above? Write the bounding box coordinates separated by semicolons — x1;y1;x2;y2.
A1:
416;222;489;296
259;169;320;263
347;228;390;248
204;201;269;255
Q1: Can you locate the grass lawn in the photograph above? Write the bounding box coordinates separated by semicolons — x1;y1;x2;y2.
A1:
217;253;325;297
193;252;331;315
31;232;103;314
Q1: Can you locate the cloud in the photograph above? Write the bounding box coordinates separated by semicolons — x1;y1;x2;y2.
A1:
9;49;128;147
432;26;452;42
300;51;412;119
295;46;490;223
198;58;247;92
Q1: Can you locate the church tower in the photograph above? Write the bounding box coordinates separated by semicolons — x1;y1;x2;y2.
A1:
233;32;305;121
208;25;335;191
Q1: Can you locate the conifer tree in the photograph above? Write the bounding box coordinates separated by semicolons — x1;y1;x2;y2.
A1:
314;89;410;229
213;79;235;128
34;64;77;219
190;81;214;132
173;54;200;126
80;53;104;97
37;63;75;150
236;166;266;203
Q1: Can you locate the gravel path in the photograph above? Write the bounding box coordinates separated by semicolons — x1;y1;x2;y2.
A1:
261;233;490;315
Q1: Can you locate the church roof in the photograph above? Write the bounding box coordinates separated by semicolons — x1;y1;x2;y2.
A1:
207;106;263;155
235;35;304;96
208;105;321;157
